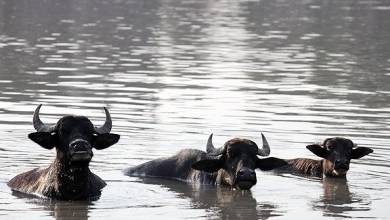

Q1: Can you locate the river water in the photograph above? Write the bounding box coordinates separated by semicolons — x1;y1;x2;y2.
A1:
0;0;389;219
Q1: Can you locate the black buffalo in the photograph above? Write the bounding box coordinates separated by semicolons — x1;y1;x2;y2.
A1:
125;133;286;190
278;137;373;177
8;104;120;200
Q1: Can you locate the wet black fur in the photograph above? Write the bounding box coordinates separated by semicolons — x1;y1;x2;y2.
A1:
8;115;119;200
125;138;286;189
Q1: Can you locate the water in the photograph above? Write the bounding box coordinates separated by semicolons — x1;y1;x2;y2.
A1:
0;0;389;219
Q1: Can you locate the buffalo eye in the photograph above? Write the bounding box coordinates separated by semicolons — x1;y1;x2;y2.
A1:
345;150;352;157
327;144;335;150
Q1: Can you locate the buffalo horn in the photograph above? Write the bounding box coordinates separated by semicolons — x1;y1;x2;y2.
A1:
33;104;55;132
206;133;225;156
94;107;112;134
257;133;271;156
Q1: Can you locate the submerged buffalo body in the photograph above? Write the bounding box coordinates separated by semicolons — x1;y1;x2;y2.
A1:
125;133;286;190
278;137;373;177
8;105;120;200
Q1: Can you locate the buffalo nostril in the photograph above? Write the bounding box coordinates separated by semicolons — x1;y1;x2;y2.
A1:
70;140;91;152
335;160;349;170
237;169;255;178
335;160;344;167
339;163;349;170
71;142;82;149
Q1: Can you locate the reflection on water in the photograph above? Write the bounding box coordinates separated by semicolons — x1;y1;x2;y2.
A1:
138;178;283;220
313;178;370;218
0;0;390;219
11;191;90;220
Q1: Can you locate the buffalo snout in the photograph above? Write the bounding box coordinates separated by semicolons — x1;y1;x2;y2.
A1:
237;168;256;180
69;139;93;162
334;159;349;170
333;159;349;176
235;168;257;190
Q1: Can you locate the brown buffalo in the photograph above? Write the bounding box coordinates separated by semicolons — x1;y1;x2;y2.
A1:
278;137;373;177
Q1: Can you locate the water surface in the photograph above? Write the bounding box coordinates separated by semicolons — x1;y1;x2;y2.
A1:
0;0;389;219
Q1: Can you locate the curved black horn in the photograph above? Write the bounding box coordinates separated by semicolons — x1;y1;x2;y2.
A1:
257;133;270;156
95;107;112;134
206;133;225;156
206;133;215;153
33;104;55;132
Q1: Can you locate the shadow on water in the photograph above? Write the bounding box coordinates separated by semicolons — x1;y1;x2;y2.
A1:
312;177;371;218
11;191;90;220
136;177;283;220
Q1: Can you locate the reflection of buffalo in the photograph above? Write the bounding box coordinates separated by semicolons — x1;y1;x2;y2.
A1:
139;177;283;220
125;133;286;190
12;190;90;220
8;104;120;200
313;178;370;218
276;137;373;177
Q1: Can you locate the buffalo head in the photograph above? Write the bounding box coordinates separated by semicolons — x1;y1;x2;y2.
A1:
28;104;120;166
306;137;373;177
192;133;286;190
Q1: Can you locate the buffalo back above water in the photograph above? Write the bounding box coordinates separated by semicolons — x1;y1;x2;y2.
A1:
126;133;286;190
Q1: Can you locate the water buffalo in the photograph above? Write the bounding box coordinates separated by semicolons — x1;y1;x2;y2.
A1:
125;133;287;190
278;137;373;177
8;104;120;200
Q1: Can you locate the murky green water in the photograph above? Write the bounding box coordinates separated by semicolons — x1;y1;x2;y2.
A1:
0;0;389;219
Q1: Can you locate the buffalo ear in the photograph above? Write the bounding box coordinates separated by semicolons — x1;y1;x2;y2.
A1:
191;159;223;173
351;147;373;159
306;144;328;158
256;157;287;171
28;132;57;150
92;133;120;150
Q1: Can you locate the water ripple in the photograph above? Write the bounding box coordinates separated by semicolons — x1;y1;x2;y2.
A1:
0;0;389;219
